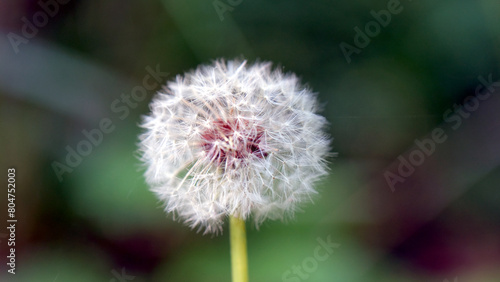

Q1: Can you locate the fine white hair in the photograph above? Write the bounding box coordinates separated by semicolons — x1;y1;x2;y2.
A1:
138;59;330;234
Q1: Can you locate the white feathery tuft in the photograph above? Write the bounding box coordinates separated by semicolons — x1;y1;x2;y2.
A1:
138;59;331;234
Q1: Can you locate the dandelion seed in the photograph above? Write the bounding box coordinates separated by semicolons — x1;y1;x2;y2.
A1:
138;59;330;234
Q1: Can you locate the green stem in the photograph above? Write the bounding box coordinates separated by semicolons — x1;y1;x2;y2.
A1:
229;215;249;282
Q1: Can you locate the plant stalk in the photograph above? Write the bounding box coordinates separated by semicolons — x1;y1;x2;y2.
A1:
229;215;249;282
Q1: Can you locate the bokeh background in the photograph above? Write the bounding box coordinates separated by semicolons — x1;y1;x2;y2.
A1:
1;0;500;281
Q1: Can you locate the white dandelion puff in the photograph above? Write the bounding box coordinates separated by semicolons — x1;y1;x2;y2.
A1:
138;59;330;234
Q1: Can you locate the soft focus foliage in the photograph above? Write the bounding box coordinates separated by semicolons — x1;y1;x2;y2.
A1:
1;0;500;281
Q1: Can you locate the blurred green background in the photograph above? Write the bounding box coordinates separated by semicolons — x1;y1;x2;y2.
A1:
1;0;500;281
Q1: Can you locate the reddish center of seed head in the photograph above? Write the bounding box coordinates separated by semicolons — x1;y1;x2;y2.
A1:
201;119;267;165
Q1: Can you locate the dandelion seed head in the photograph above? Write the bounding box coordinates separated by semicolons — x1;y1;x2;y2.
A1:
138;59;331;234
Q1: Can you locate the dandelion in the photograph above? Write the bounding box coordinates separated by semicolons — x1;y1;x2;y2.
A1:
138;59;330;281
